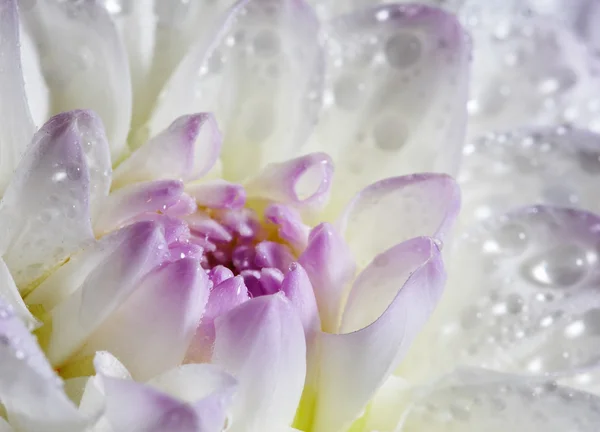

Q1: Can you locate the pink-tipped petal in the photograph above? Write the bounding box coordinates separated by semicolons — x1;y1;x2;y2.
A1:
311;237;445;432
186;275;249;364
186;180;246;210
0;0;35;192
264;204;310;253
245;153;334;210
29;221;169;367
113;114;222;188
101;364;236;432
0;110;108;288
0;300;85;432
149;0;323;182
313;4;470;210
260;267;285;295
298;223;356;333
208;266;235;286
281;263;321;337
94;180;185;235
75;258;209;381
212;294;306;431
21;0;132;161
339;173;461;268
255;241;295;273
163;193;198;217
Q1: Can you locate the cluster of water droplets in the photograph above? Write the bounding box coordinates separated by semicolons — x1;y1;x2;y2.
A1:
401;376;600;431
459;126;600;225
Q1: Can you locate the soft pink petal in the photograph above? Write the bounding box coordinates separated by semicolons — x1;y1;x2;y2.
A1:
0;111;102;288
21;0;132;161
186;180;246;210
186;275;249;364
339;173;461;268
76;258;209;381
101;364;236;432
0;300;85;432
255;241;295;273
311;237;445;431
281;263;321;338
29;221;169;367
298;223;356;333
148;0;323;181
0;0;35;192
264;204;310;253
94;180;185;235
312;4;470;211
245;153;334;210
212;293;306;431
113;114;222;188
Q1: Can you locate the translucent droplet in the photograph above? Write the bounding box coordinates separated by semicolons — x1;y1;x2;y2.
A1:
252;29;280;57
495;223;528;254
372;114;408;151
384;32;422;69
333;75;365;111
521;244;588;288
578;150;600;175
66;164;82;181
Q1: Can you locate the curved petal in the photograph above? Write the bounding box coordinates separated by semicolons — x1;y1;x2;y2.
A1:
298;223;356;333
281;263;321;338
264;204;310;253
212;293;307;432
21;0;132;161
0;257;37;329
186;180;246;210
148;0;324;181
113;114;222;188
0;0;35;193
310;237;445;432
400;205;600;390
0;300;85;432
74;258;209;381
101;364;236;432
339;173;460;269
245;153;334;211
186;275;250;364
94;180;185;235
312;4;470;210
398;370;600;431
30;221;169;367
0;111;110;289
459;126;600;224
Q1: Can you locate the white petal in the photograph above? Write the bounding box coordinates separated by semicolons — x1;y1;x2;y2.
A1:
0;418;14;432
0;257;37;329
311;4;470;209
0;111;109;289
212;293;307;432
148;0;323;181
0;300;85;432
311;237;445;432
339;173;460;269
76;258;209;381
0;0;35;193
21;0;132;161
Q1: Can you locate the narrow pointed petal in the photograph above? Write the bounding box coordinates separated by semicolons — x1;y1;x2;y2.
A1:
28;221;169;367
398;370;600;431
0;300;85;432
281;263;321;337
148;0;324;181
312;4;470;209
102;364;236;432
0;111;111;288
245;153;334;210
21;0;132;161
0;0;35;193
298;223;356;333
339;174;460;268
186;275;250;364
94;180;185;235
187;180;246;210
212;294;307;432
0;257;37;329
113;114;221;188
312;237;445;432
75;258;209;381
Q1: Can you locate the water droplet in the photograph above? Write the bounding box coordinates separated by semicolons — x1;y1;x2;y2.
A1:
521;244;588;288
578;150;600;175
372;114;408;151
66;164;82;181
384;32;422;69
333;74;365;111
494;222;528;254
252;29;280;57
